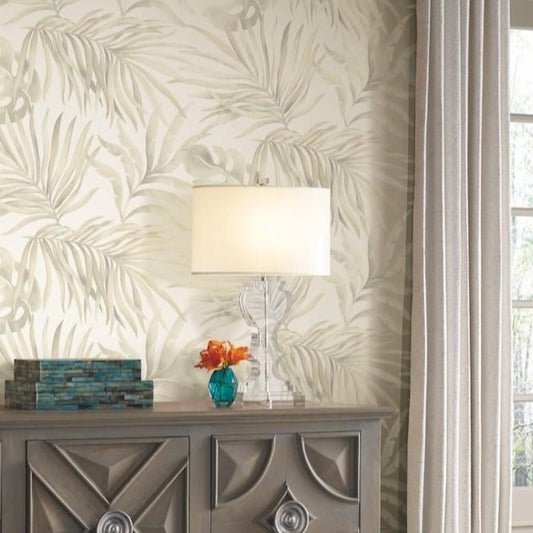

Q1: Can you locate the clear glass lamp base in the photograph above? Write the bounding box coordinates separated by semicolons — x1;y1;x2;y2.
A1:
235;389;305;408
234;277;305;408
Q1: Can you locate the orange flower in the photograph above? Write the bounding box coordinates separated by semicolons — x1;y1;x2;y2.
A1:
226;342;250;366
195;339;250;371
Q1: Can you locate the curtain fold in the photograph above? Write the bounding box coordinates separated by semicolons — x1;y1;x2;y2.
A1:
407;1;511;532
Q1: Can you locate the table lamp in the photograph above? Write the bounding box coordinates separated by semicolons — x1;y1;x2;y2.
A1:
191;183;330;406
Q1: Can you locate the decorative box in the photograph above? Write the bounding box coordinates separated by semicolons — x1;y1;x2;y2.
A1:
5;359;153;410
13;358;142;383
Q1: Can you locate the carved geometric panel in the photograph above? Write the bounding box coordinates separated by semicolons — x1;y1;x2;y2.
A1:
211;433;360;533
135;472;188;533
30;477;85;533
27;437;189;533
299;433;360;501
213;437;274;505
56;442;159;501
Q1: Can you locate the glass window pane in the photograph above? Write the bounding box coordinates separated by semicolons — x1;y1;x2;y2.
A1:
511;122;533;208
513;309;533;394
511;29;533;114
512;217;533;300
514;401;533;486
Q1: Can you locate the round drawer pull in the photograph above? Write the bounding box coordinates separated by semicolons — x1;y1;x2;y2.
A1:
274;500;310;533
96;510;134;533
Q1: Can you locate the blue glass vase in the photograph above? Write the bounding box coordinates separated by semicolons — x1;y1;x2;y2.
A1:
208;367;238;407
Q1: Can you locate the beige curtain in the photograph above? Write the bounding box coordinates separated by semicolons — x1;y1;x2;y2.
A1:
407;1;511;532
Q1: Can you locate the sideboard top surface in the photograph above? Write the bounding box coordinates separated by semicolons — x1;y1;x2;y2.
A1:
0;401;394;430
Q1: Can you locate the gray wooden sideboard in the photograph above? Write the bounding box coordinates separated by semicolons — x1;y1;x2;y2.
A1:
0;401;392;533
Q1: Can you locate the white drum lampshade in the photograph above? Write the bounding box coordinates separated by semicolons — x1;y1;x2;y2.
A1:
191;186;330;276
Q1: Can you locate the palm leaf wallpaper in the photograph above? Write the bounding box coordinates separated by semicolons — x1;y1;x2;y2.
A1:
0;0;414;531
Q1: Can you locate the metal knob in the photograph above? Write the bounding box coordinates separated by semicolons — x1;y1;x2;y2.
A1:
96;511;134;533
274;500;310;533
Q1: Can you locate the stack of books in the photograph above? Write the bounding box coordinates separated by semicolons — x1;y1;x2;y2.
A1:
5;359;153;410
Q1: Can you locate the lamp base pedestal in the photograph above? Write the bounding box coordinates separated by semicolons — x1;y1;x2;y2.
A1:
235;387;305;408
236;277;305;408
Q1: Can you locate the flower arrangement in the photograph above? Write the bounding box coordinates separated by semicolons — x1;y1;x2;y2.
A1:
195;339;250;371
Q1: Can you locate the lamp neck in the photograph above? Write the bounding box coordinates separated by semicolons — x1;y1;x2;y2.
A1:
261;275;270;401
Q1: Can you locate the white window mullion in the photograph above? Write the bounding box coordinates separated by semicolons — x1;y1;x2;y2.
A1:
513;300;533;308
513;208;533;217
511;113;533;123
514;395;533;402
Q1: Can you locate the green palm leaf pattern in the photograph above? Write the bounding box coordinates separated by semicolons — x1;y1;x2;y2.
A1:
97;113;199;222
0;111;98;227
176;17;323;131
14;11;183;126
0;1;83;24
14;220;179;333
279;324;403;404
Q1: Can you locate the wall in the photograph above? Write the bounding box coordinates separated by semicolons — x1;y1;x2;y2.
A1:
0;0;415;530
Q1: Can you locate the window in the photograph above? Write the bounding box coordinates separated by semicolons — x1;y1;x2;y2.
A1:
511;1;533;530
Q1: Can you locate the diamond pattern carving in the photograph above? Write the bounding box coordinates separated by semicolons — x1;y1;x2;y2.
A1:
255;483;314;533
300;435;359;500
57;442;158;501
215;438;273;505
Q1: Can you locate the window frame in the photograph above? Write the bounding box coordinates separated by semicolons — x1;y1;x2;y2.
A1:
511;1;533;530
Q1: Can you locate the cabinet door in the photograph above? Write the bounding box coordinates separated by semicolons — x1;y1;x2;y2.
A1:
27;437;189;533
211;432;360;533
